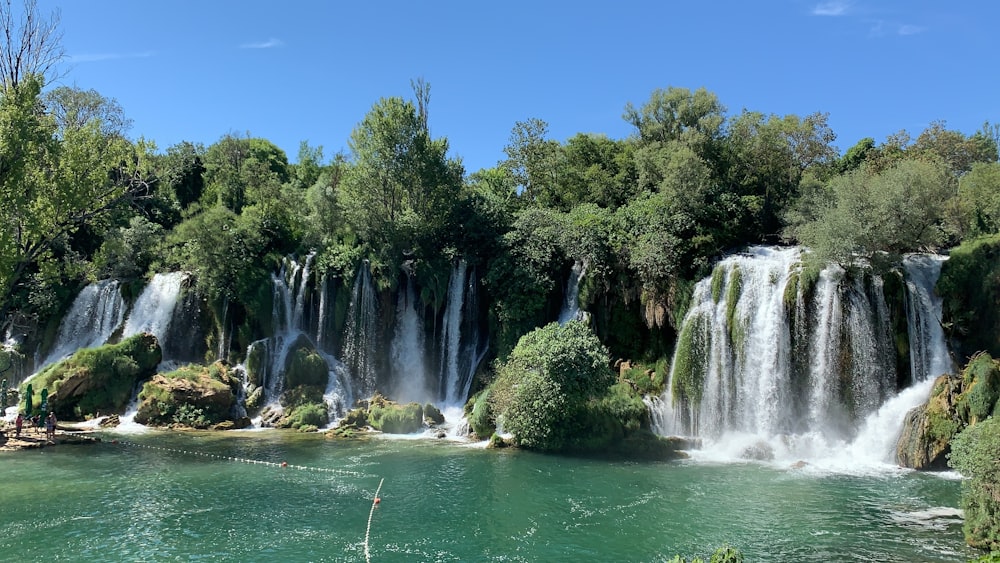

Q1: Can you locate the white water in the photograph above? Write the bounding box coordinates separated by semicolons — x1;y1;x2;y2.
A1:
903;254;952;381
558;260;587;325
342;264;378;400
439;260;467;404
656;247;952;473
390;277;429;403
122;272;186;346
42;280;127;368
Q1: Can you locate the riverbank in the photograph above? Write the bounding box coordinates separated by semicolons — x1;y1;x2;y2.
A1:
0;426;101;451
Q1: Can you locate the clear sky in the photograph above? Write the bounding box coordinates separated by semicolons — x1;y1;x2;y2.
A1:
38;0;999;174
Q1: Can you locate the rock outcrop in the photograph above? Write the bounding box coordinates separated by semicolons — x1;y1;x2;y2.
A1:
26;333;162;420
896;353;1000;470
135;362;243;428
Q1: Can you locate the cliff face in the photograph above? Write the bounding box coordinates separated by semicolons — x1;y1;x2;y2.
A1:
896;353;1000;470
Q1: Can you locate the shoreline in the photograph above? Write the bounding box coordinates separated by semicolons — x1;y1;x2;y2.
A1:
0;426;101;451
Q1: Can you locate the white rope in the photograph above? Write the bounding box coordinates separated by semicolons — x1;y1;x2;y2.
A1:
364;477;385;563
112;440;373;477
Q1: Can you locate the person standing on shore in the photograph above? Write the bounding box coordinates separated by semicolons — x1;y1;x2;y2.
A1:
15;412;23;437
45;412;56;442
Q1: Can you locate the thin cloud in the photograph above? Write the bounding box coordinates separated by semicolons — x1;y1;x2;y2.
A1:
240;38;284;49
897;24;925;36
67;51;154;63
812;1;852;16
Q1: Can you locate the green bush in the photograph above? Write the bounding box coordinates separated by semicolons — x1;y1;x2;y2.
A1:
488;321;612;451
467;389;495;439
368;401;423;434
280;402;328;430
950;416;1000;551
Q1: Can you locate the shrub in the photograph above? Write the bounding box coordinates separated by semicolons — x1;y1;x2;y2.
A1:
950;416;1000;550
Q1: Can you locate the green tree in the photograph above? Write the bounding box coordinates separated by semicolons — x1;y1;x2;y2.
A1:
910;120;998;176
502;117;563;206
489;320;613;451
202;133;290;213
158;141;205;210
786;158;953;262
0;75;153;321
956;162;1000;238
338;94;462;284
722;110;837;237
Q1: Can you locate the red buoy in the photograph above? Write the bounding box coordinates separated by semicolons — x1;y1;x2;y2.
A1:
374;497;381;505
281;461;288;468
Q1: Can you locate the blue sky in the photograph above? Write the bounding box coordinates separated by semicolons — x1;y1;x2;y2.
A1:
39;0;999;173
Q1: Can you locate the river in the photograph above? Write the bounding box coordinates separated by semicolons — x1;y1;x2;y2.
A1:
0;430;971;562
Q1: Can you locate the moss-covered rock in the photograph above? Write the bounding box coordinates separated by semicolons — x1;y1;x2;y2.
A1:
368;393;424;434
423;402;444;426
24;333;162;420
283;335;329;388
466;388;495;439
897;354;1000;470
134;362;239;428
274;384;329;430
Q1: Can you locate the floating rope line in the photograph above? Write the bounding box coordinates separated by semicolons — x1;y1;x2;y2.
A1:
364;477;385;563
111;439;374;478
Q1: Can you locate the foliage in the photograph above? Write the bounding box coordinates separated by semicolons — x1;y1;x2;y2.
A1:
937;235;1000;358
668;546;744;563
338;94;462;286
367;398;424;434
956;162;1000;239
94;215;164;279
0;75;154;323
26;333;161;419
488;321;613;451
950;416;1000;551
786;159;954;263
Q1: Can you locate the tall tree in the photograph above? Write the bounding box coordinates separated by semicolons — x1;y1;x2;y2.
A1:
502;118;562;206
0;76;153;322
0;0;64;89
339;94;462;282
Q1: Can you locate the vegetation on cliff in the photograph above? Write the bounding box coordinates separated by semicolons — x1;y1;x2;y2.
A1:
135;362;243;428
22;333;161;419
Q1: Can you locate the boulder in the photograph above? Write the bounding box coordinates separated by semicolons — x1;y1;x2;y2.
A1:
134;362;237;428
423;403;444;426
896;374;963;470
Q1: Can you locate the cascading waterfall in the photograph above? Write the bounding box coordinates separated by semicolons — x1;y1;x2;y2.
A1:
558;260;588;325
121;272;187;362
437;260;486;406
903;254;952;381
438;260;467;404
654;246;949;467
390;275;429;403
43;279;127;367
341;263;378;400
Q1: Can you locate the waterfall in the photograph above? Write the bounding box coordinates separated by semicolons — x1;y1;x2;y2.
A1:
655;246;946;468
437;260;486;406
43;280;127;367
261;253;313;405
390;276;429;403
903;254;952;381
558;261;587;325
122;272;186;355
341;264;378;400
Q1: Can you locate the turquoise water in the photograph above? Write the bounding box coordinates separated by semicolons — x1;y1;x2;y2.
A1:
0;431;972;562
